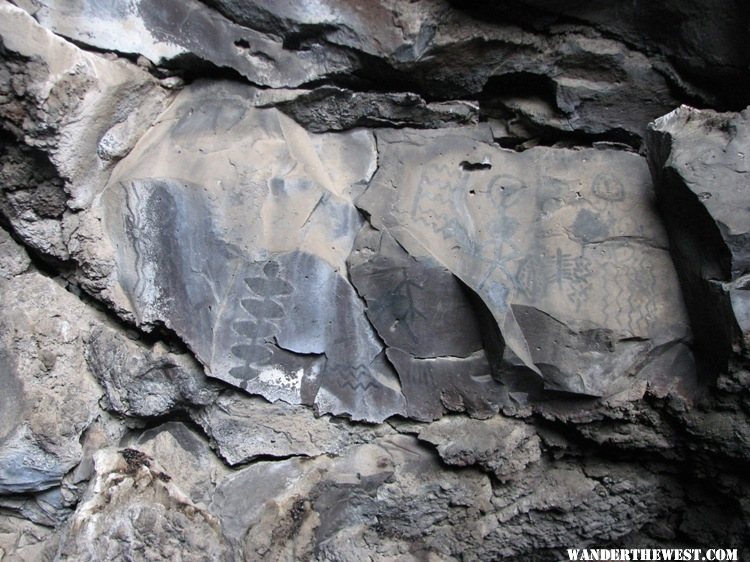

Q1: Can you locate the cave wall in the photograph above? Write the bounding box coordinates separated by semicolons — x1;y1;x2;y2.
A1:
0;0;749;559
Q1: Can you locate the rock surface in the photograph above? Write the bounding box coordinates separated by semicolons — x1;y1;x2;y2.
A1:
0;271;101;495
1;0;749;559
648;106;750;374
358;128;691;404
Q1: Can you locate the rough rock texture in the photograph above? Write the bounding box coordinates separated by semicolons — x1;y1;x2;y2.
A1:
1;0;749;559
0;271;102;496
463;0;750;109
648;106;750;375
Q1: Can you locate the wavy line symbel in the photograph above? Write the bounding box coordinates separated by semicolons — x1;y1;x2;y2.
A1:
330;364;379;391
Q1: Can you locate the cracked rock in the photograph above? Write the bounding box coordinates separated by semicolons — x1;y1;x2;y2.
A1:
0;3;172;211
358;127;693;399
0;514;59;561
16;0;356;89
648;106;750;373
417;415;542;481
85;325;221;418
85;80;406;422
1;0;750;558
19;0;683;141
470;0;750;109
273;87;479;133
349;225;505;420
0;272;102;494
192;391;387;466
130;422;230;508
0;228;30;279
55;448;231;561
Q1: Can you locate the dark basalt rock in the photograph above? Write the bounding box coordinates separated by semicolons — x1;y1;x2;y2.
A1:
272;86;479;133
2;1;750;559
349;226;507;420
648;106;750;375
456;0;750;109
20;0;683;141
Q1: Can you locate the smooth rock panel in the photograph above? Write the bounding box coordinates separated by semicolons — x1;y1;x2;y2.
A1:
358;127;692;398
94;81;404;422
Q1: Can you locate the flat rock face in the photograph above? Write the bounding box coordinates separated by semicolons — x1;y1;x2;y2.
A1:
90;80;406;422
358;128;692;399
86;79;693;422
648;106;750;371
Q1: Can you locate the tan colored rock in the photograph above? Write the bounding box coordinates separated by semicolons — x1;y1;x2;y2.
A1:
130;423;230;509
0;514;58;562
56;448;231;561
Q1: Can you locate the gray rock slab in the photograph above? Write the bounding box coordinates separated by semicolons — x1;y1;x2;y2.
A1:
209;456;317;548
204;0;680;140
209;434;492;560
85;325;220;418
201;0;437;59
89;81;404;422
349;226;505;420
648;106;750;370
349;226;484;359
18;0;355;88
19;1;681;141
0;488;73;528
192;392;385;466
386;348;507;421
358;127;693;398
0;272;103;494
486;0;748;107
273;87;479;133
